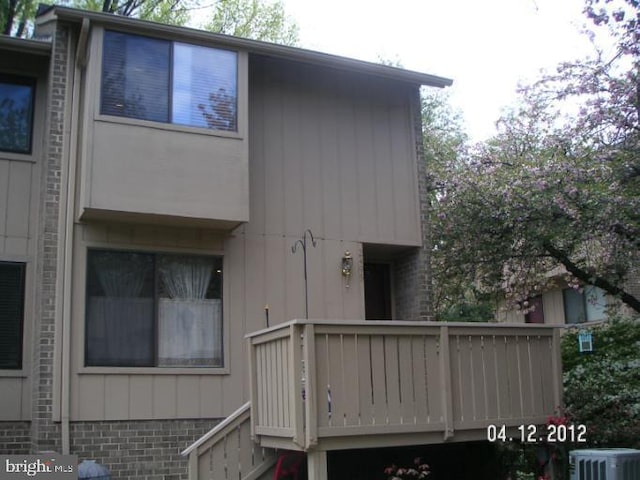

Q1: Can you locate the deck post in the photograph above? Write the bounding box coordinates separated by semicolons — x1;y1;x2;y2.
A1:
303;323;318;448
550;328;563;411
188;451;198;480
290;323;305;448
307;449;328;480
439;325;454;440
248;335;258;440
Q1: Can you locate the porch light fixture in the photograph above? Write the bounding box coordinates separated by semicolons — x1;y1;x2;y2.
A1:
341;251;353;288
578;330;593;353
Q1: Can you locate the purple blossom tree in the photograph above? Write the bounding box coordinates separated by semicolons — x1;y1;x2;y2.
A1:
430;0;640;316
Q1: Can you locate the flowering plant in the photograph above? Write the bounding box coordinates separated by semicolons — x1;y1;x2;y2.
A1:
383;457;430;480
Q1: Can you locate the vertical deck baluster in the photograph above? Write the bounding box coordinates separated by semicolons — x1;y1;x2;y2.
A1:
340;333;345;426
516;335;524;417
455;335;464;422
527;336;535;415
493;336;501;418
469;335;477;421
480;335;488;420
355;333;361;426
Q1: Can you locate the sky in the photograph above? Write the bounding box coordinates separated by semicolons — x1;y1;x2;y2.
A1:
281;0;599;141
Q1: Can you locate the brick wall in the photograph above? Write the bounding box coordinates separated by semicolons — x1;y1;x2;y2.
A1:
392;88;432;321
0;422;31;454
31;23;69;453
70;419;218;480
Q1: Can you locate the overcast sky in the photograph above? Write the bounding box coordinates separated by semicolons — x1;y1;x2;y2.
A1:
282;0;598;141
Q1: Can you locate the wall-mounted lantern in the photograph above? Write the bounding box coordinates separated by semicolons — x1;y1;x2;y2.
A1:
578;330;594;353
341;251;353;288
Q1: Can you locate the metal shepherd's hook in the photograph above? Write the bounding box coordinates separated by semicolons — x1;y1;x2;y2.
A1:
291;229;317;319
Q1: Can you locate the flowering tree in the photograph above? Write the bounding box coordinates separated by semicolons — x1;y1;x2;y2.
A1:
561;317;640;447
431;0;640;315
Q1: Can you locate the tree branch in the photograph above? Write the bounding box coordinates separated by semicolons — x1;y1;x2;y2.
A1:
543;241;640;313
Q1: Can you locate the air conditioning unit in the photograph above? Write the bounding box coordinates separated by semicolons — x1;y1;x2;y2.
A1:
570;449;640;480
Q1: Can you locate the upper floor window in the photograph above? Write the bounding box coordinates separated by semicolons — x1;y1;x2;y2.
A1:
101;31;237;131
563;286;607;324
85;250;223;368
0;75;35;154
0;262;26;369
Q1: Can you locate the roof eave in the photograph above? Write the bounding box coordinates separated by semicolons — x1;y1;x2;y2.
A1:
0;34;52;56
37;6;453;88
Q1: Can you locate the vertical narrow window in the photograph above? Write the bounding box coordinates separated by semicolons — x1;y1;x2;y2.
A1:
101;31;170;122
583;286;606;321
563;286;607;324
0;75;35;154
0;262;26;369
564;288;586;324
86;251;155;366
157;254;223;366
173;43;237;131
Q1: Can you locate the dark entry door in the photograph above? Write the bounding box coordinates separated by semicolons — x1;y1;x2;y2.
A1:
364;263;392;320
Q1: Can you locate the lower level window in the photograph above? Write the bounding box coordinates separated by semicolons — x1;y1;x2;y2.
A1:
563;286;606;324
85;250;223;367
0;262;25;369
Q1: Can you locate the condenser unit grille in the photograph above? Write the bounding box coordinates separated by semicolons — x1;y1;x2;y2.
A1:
620;457;640;480
570;449;640;480
576;459;606;480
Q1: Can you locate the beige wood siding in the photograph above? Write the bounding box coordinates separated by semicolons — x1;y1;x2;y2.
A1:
69;222;364;421
76;27;249;228
68;51;421;421
70;223;235;421
542;290;566;325
0;157;39;422
0;160;37;257
0;50;47;421
0;377;31;421
246;56;421;246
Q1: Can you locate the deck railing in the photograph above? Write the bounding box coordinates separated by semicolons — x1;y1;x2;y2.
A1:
247;320;562;451
182;402;278;480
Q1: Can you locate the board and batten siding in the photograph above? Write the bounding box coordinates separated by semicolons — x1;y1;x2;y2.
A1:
245;55;422;246
0;157;39;421
69;224;364;421
68;55;423;421
0;49;48;421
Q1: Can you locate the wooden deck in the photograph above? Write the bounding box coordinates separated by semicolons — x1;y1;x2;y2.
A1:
247;320;562;451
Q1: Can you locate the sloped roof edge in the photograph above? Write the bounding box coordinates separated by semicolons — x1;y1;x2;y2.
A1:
0;34;52;55
36;5;453;88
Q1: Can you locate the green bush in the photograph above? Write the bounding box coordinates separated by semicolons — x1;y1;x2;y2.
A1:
561;317;640;448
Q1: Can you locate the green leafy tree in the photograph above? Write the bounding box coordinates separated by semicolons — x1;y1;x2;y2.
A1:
206;0;298;45
75;0;191;25
431;0;640;315
2;0;299;45
1;0;36;36
561;317;640;447
421;89;501;321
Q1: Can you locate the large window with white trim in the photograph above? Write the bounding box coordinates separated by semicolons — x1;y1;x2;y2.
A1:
101;30;237;131
85;250;223;367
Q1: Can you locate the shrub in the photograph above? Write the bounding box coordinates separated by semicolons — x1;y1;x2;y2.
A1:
561;316;640;448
